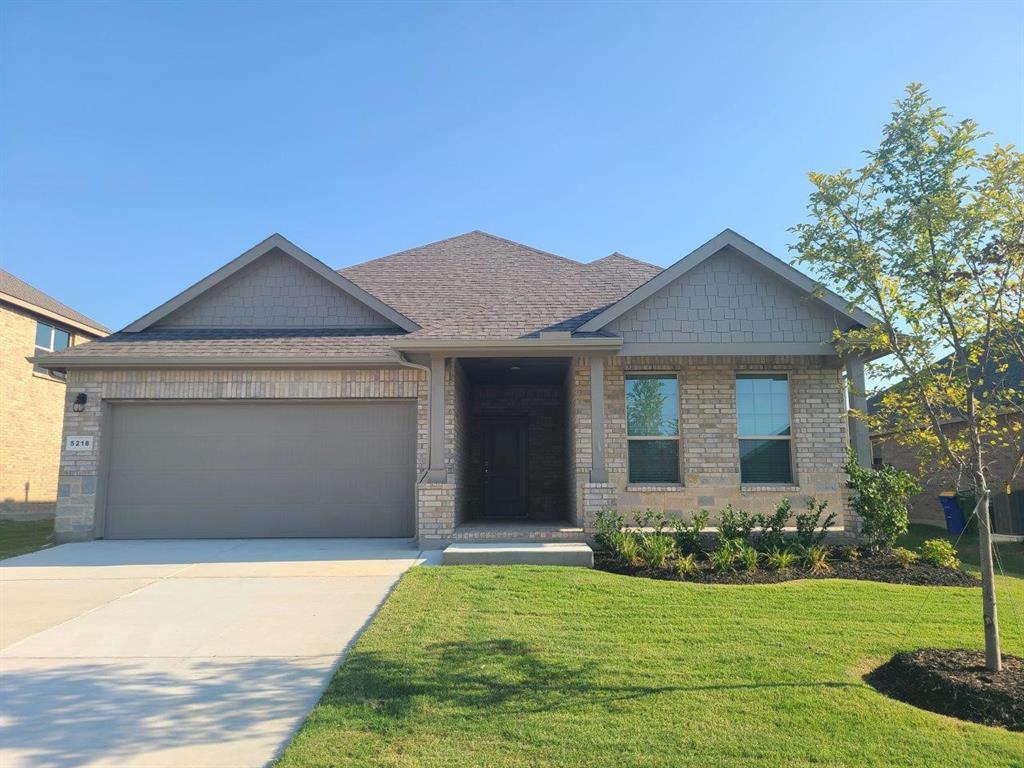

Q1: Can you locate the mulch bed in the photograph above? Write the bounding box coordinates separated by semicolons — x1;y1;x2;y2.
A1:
865;648;1024;731
593;552;980;587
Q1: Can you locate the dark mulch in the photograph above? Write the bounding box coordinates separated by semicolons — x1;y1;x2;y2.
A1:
593;552;980;587
865;648;1024;731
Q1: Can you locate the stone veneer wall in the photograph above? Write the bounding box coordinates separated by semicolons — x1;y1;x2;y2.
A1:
571;354;855;532
564;360;578;526
448;359;470;525
53;367;428;541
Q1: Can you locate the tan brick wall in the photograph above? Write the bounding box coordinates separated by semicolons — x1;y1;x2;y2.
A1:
1;304;93;519
53;367;429;540
876;415;1024;527
571;354;855;532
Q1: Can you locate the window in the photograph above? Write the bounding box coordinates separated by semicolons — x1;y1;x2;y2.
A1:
34;321;72;378
626;374;680;483
736;374;792;484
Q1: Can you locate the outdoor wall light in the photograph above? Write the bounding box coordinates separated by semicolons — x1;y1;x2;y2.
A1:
72;392;88;412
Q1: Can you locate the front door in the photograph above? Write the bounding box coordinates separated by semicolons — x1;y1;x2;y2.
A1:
482;417;528;518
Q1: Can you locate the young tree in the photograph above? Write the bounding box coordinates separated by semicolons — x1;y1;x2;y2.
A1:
792;84;1024;672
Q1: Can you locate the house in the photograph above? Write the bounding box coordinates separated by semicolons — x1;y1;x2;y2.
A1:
871;350;1024;533
33;230;878;545
1;269;108;519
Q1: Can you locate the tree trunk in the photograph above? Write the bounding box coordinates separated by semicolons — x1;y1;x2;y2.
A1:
975;477;1002;672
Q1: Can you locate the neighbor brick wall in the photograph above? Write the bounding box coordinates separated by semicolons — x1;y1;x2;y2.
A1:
154;249;397;329
1;303;92;520
570;354;854;532
605;250;843;344
52;367;429;540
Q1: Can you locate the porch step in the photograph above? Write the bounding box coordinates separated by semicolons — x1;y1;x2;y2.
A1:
442;542;594;567
452;522;587;542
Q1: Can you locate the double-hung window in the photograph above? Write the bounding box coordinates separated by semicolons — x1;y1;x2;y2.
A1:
736;374;793;484
626;373;680;484
34;321;71;378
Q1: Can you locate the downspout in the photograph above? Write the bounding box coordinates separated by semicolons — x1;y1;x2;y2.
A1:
398;352;432;483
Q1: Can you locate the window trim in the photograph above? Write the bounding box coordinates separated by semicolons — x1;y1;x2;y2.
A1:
625;371;682;485
736;371;795;485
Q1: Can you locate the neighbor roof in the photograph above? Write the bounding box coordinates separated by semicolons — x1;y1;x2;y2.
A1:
0;268;109;335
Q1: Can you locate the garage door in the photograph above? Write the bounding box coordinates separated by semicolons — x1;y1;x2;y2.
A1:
102;401;416;538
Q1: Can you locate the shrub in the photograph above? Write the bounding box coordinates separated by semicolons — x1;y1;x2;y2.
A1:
674;553;699;577
794;498;837;551
919;538;960;569
594;509;625;553
834;545;860;562
708;541;739;572
754;499;791;552
844;450;921;551
718;505;756;543
737;543;761;571
765;547;800;570
637;533;676;569
891;546;920;568
608;530;639;565
671;510;709;555
803;544;831;573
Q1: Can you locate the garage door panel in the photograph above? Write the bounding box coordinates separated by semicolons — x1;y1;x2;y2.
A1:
103;402;415;538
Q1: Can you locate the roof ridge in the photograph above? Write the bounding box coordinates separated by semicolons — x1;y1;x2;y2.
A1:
589;251;660;269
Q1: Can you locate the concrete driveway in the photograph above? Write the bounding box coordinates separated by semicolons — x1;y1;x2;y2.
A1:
0;539;425;768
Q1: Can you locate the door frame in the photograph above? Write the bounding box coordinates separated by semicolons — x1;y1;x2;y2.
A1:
480;415;529;519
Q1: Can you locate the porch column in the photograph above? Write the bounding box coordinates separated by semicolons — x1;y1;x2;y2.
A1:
427;354;447;482
590;356;608;483
846;355;873;468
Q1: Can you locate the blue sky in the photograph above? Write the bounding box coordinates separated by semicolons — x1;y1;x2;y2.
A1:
1;1;1021;332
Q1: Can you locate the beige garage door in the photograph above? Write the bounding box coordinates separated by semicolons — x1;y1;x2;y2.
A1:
102;401;416;539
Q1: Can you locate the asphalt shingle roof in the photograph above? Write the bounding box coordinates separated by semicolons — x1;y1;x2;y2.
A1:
0;268;109;333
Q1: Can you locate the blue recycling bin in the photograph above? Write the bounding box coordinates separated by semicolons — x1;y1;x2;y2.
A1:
939;493;966;535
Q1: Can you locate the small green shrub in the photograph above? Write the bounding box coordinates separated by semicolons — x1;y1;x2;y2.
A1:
637;533;676;568
718;505;756;543
834;545;860;562
671;510;709;555
708;542;738;573
594;509;625;552
803;544;831;573
674;553;699;577
919;538;960;569
794;498;837;551
754;499;791;552
609;531;639;565
765;547;800;570
844;450;921;551
892;546;920;568
737;543;761;571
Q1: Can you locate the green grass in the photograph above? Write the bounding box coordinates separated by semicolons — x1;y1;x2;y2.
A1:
900;523;1024;579
278;567;1024;768
0;519;53;560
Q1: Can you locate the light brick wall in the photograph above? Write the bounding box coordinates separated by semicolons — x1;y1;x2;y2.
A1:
448;359;470;524
570;354;855;532
53;367;429;540
605;250;844;344
155;249;396;329
1;304;93;520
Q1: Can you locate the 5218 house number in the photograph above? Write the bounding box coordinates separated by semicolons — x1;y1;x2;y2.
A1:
65;436;94;451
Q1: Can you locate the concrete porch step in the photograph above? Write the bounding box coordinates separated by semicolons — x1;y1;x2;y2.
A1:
442;541;594;567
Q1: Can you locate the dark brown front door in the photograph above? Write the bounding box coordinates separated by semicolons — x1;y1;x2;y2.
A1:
482;417;528;518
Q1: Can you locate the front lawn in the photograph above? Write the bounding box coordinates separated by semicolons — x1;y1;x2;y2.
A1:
278;567;1024;768
0;519;53;560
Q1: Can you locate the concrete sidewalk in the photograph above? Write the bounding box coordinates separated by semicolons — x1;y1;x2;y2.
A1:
0;539;422;768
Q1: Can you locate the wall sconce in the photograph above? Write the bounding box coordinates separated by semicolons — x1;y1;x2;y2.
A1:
72;393;88;413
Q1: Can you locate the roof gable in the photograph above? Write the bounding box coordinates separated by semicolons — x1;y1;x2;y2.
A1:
125;234;419;333
578;229;877;333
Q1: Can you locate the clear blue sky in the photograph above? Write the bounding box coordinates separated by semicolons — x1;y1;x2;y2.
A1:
1;1;1021;332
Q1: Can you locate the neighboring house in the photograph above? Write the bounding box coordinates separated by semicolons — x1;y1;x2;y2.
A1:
871;351;1024;532
1;269;108;519
34;230;878;545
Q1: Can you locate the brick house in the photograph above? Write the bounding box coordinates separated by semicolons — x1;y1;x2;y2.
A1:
33;230;878;545
1;270;108;519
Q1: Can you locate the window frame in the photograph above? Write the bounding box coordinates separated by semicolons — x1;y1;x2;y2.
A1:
625;371;682;485
735;371;795;485
33;320;72;380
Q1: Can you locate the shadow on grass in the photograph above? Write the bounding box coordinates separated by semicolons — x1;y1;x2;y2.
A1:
330;638;864;720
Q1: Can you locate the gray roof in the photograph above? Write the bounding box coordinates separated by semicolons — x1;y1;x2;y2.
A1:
0;268;109;333
340;231;661;340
